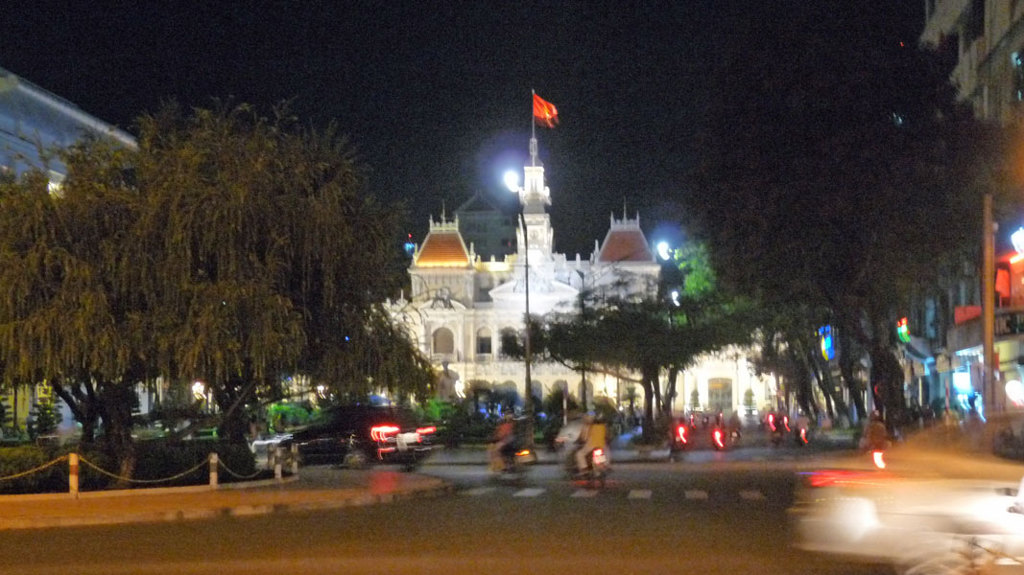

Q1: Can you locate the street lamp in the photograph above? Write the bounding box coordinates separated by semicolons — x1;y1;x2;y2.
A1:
983;193;995;416
505;171;534;445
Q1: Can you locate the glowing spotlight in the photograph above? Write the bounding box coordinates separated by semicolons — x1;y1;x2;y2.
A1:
504;171;520;192
657;241;672;261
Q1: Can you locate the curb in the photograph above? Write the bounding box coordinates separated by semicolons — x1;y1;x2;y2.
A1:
0;474;301;503
0;475;454;531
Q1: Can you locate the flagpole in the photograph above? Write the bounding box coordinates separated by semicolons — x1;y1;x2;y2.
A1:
529;90;538;166
531;88;536;142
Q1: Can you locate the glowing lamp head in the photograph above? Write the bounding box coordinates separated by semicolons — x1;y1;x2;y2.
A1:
503;171;520;192
657;241;671;261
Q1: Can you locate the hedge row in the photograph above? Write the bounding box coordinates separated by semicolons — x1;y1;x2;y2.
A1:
0;440;258;494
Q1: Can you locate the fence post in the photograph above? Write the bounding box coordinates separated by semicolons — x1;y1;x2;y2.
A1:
68;453;79;499
274;446;283;481
290;443;299;476
209;452;218;488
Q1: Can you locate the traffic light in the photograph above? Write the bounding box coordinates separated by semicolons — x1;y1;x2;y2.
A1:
896;317;910;344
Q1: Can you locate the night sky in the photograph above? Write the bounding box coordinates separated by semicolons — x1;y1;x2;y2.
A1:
0;1;923;257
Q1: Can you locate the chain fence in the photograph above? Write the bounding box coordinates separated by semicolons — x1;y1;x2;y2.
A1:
0;449;290;492
78;455;208;485
0;454;69;482
217;458;264;480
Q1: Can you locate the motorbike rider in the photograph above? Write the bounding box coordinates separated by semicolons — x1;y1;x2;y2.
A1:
865;410;888;451
795;410;811;434
491;414;517;471
727;410;743;441
574;413;608;474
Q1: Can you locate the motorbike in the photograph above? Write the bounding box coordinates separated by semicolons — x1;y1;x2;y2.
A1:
795;425;809;446
492;440;536;479
568;446;610;486
767;413;790;447
669;421;689;461
711;427;728;451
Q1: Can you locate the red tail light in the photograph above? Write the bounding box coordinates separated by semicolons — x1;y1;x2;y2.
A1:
416;426;436;435
799;428;808;443
676;425;688;443
872;450;886;469
370;424;400;441
768;414;776;432
783;416;791;432
593;448;604;457
713;429;724;448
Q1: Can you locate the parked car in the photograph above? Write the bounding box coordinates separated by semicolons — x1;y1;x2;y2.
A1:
281;405;437;470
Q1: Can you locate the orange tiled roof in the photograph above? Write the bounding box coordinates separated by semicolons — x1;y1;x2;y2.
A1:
415;231;470;267
597;229;653;263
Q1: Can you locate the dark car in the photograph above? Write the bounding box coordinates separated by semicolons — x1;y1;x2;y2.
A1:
286;405;437;470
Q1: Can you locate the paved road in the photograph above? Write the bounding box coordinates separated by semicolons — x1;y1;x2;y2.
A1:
0;457;892;575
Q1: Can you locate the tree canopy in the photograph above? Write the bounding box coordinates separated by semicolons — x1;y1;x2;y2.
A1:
0;103;434;474
683;4;1022;424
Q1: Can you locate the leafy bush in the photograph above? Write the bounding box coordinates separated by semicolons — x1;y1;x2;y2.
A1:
0;445;68;494
132;439;257;485
0;444;110;494
0;440;260;494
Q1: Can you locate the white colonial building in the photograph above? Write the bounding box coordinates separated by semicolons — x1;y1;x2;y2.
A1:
389;135;775;415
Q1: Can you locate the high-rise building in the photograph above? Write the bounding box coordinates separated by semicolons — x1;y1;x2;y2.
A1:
921;0;1024;124
919;2;1024;413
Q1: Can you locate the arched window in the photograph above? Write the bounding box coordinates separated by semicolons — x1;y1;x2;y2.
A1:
432;327;455;355
476;327;492;355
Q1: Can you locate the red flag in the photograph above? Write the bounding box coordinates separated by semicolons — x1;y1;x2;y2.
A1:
533;93;558;128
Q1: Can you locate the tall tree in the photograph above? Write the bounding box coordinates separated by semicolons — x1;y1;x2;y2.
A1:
509;241;754;442
134;103;432;439
685;4;1017;426
0;103;434;476
0;140;149;477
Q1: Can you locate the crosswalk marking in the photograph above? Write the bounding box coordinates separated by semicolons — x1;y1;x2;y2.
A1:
513;488;546;498
460;484;777;503
462;486;497;497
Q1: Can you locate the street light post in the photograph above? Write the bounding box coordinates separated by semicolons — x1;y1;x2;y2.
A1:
520;212;534;446
507;169;535;447
983;193;996;415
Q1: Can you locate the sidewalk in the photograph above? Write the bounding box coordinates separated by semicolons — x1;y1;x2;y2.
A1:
0;466;452;531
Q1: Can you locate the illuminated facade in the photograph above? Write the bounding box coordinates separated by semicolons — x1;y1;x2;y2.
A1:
389;135;772;415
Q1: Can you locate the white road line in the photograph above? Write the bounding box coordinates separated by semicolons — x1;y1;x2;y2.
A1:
513;488;546;498
571;489;599;498
740;490;766;501
685;490;708;500
462;486;496;497
628;489;652;500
